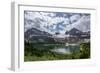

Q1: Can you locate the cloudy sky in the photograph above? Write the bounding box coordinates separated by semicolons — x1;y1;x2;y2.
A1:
24;10;90;34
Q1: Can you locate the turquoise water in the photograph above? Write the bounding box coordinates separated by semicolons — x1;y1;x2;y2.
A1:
51;45;80;54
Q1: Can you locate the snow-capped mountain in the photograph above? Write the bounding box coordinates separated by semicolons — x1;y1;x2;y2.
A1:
25;27;52;39
65;28;82;35
24;27;57;43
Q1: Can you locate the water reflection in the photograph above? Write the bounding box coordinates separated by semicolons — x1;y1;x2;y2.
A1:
51;45;80;54
51;48;71;54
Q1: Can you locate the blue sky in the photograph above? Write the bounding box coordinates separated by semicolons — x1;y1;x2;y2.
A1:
24;11;90;34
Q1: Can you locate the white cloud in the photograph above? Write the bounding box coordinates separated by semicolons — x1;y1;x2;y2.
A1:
69;15;90;32
25;11;90;34
70;14;81;23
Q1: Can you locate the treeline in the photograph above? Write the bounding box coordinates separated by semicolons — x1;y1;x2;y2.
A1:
80;43;90;58
25;36;64;44
24;41;90;61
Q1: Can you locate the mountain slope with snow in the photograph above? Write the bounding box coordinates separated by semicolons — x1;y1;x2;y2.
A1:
24;11;90;34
